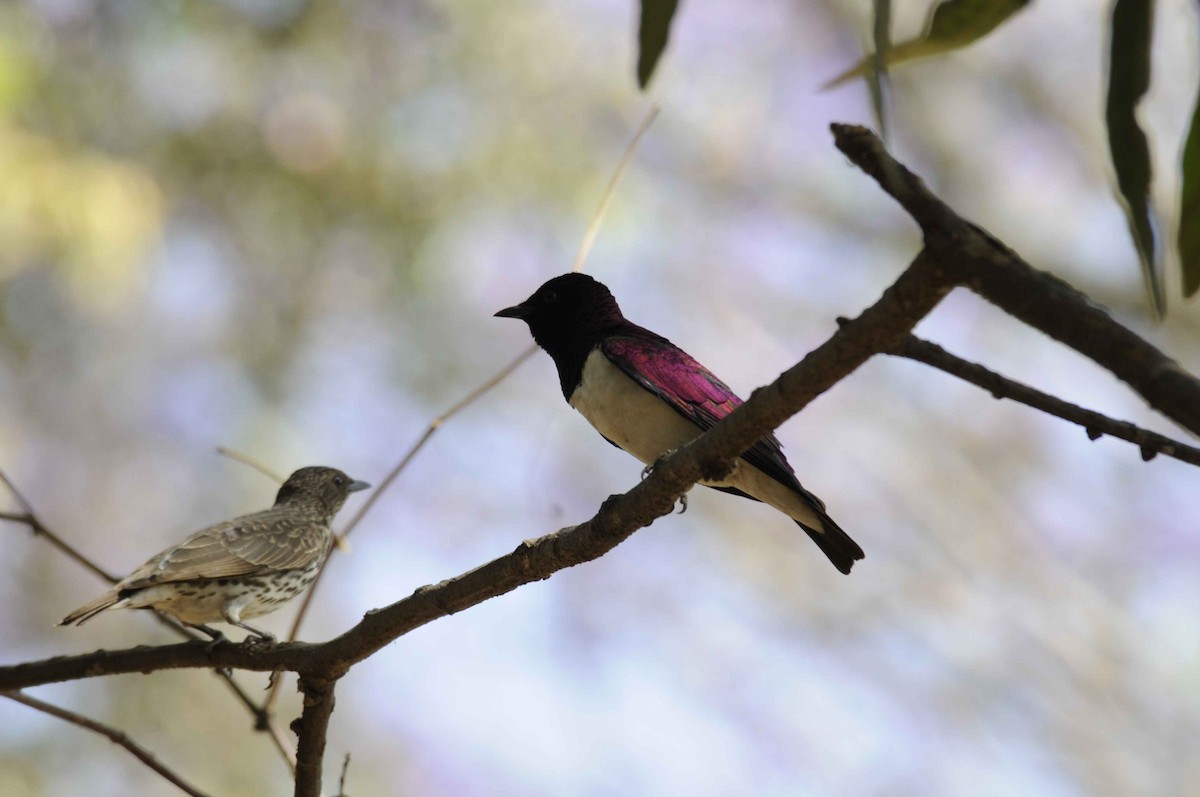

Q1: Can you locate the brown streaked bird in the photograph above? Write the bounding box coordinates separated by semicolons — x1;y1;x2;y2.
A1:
59;466;369;643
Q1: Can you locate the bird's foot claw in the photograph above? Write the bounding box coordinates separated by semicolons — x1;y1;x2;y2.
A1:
642;449;680;481
676;494;688;514
243;632;276;647
266;669;281;691
196;627;227;654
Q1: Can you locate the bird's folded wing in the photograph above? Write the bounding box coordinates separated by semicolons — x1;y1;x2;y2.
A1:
601;333;819;504
120;510;330;587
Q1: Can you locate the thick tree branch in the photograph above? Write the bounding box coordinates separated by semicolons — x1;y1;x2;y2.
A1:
4;690;211;797
832;123;1200;436
890;334;1200;466
0;640;321;691
292;676;336;797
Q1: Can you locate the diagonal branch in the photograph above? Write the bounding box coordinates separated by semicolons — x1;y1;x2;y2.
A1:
832;123;1200;436
215;446;286;484
889;333;1200;466
305;251;954;674
260;344;540;715
0;466;119;582
4;690;211;797
265;106;660;715
0;247;956;693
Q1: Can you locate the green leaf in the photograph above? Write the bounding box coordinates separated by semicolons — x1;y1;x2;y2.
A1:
1181;84;1200;297
1106;0;1164;316
637;0;679;90
824;0;1031;89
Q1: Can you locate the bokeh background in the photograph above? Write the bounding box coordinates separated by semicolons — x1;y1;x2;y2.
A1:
2;1;1199;795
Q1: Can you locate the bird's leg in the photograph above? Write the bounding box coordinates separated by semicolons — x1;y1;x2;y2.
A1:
640;450;688;513
221;606;277;645
234;620;277;645
186;623;228;654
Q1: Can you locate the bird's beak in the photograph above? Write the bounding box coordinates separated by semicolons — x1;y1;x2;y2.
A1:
347;480;371;493
494;302;531;320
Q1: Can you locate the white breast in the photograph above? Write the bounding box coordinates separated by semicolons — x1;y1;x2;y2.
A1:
568;349;702;466
567;348;824;530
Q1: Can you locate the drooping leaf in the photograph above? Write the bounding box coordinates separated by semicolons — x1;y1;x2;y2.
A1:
1106;0;1164;316
867;0;892;141
637;0;679;90
824;0;1031;89
1181;84;1200;297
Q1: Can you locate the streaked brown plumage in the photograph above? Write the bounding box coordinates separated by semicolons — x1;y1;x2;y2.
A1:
59;466;369;642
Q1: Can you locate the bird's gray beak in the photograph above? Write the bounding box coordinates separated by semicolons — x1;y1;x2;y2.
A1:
494;302;531;320
347;480;371;493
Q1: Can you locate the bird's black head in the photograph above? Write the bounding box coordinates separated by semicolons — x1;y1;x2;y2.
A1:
494;273;625;362
275;466;370;517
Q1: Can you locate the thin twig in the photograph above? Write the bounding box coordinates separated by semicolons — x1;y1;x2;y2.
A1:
0;467;120;582
336;753;351;797
215;447;286;484
262;344;539;715
888;333;1200;466
4;690;211;797
210;666;297;772
140;612;298;771
569;104;659;274
0;466;37;515
0;510;119;582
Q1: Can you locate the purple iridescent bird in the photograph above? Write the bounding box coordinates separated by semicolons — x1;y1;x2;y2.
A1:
496;273;864;574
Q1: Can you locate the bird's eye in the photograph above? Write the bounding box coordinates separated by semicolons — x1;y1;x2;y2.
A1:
542;289;558;304
333;475;345;487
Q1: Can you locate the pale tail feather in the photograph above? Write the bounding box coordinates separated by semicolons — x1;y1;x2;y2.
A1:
58;590;126;626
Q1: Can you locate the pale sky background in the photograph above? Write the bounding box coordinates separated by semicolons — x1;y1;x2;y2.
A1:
2;1;1200;795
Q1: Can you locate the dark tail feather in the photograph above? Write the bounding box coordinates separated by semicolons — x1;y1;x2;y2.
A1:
797;513;864;575
58;591;122;626
708;483;865;573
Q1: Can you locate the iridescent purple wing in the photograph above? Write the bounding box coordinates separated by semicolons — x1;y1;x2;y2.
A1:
601;332;815;501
